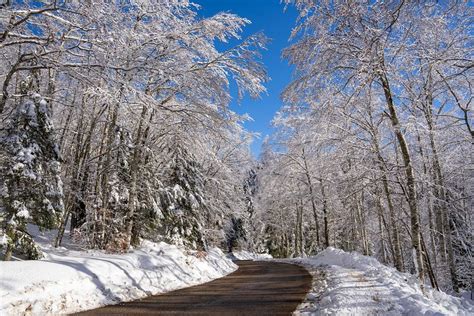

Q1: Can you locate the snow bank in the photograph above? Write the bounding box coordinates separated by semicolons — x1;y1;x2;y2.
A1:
291;247;473;316
0;230;237;315
231;250;273;260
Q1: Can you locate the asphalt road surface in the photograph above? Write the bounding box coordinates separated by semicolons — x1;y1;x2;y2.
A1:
74;260;312;316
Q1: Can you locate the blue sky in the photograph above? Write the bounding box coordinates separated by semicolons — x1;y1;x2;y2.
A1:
195;0;298;157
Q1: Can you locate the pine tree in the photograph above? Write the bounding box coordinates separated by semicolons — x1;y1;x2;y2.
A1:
243;169;258;219
242;168;266;252
158;143;207;250
0;92;63;260
225;215;246;253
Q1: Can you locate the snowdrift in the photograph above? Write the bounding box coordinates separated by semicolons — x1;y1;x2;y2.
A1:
291;247;473;316
0;236;236;315
231;250;273;260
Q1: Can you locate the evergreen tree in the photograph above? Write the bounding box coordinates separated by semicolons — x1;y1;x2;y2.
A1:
158;143;207;250
0;92;63;260
225;215;246;252
243;169;258;219
242;168;267;252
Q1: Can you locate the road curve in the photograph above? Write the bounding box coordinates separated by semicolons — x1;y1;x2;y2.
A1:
74;260;312;316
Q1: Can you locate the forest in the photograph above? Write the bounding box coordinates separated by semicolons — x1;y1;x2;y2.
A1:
1;0;472;300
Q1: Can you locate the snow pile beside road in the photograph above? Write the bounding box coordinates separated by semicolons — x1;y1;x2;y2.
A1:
0;234;237;315
292;247;473;316
231;250;273;260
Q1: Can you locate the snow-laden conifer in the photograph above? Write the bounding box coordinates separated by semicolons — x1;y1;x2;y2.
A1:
0;92;63;260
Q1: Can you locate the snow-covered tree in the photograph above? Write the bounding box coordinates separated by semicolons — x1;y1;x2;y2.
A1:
158;141;208;250
0;91;63;260
225;215;246;253
0;0;269;252
257;0;473;291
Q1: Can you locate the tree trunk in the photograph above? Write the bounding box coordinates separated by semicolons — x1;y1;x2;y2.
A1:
320;179;330;248
372;133;404;271
301;148;320;248
357;192;370;256
375;188;390;264
3;216;14;260
55;94;99;247
421;232;440;291
379;70;424;284
423;101;459;291
100;102;119;210
125;104;148;249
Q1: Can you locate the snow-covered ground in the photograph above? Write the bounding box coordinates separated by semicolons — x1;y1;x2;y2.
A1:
0;227;237;315
231;250;273;260
291;247;473;316
4;229;471;316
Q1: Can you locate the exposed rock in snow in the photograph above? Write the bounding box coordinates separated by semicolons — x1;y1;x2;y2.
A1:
291;248;473;316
